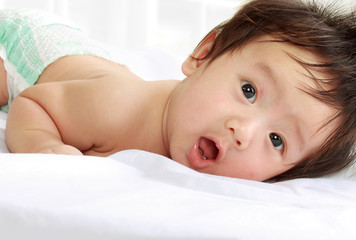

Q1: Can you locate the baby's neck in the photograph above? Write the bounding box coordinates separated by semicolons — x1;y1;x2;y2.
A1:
132;79;180;158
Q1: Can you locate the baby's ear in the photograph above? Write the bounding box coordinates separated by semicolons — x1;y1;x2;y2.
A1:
182;31;218;76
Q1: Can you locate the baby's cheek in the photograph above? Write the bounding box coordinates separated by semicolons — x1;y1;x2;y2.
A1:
240;168;260;181
212;92;231;106
233;163;267;181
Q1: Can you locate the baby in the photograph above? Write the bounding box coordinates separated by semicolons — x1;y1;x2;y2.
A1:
2;0;356;181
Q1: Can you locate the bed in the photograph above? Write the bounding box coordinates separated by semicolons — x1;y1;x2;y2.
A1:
0;47;356;240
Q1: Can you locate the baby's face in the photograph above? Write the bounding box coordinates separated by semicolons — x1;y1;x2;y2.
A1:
164;36;338;181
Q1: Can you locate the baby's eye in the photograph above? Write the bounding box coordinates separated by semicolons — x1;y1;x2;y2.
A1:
241;81;256;103
269;133;284;152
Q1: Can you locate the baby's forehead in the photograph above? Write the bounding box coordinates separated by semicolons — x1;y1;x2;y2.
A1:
206;35;331;96
232;35;327;78
239;35;320;59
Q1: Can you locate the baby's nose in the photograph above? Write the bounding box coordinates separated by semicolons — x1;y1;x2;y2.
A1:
225;119;255;150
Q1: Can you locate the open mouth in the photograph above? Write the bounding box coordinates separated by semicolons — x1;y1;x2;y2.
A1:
188;137;220;169
198;137;219;160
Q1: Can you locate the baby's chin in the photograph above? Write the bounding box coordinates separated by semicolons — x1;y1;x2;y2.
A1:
170;156;185;166
169;150;191;168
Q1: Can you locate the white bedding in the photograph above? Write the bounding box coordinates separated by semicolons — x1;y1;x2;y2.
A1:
1;50;356;240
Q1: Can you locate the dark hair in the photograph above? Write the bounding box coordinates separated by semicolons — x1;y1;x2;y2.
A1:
195;0;356;181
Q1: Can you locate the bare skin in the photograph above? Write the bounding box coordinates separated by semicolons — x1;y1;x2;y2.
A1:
0;57;9;106
5;55;179;156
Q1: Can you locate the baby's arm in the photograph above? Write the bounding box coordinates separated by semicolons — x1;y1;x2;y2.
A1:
4;79;101;155
6;76;136;156
6;88;82;155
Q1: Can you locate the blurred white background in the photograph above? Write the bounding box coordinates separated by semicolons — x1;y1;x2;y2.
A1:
0;0;353;65
0;0;242;61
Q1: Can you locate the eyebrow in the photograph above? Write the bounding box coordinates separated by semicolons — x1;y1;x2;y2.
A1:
256;62;305;155
256;63;279;87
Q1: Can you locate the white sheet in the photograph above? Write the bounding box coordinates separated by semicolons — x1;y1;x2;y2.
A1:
0;150;356;240
1;48;356;239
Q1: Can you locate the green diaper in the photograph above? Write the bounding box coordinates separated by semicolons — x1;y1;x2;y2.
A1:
0;9;110;112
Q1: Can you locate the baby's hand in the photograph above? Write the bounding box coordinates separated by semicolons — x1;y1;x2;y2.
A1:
37;144;83;155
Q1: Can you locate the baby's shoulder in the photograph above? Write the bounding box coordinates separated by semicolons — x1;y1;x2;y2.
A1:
89;72;146;101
